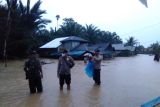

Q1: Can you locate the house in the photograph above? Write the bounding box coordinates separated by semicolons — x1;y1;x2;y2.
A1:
125;46;136;55
112;44;136;56
112;44;126;56
39;36;90;58
87;43;114;59
65;43;114;59
60;36;89;51
39;36;114;59
39;37;68;57
58;36;90;59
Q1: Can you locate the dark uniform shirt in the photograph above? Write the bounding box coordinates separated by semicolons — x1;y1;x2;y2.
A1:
24;58;42;79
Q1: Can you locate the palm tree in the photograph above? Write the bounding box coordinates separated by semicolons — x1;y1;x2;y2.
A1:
56;15;60;30
83;24;100;43
125;36;137;46
20;0;51;33
111;32;123;44
148;42;160;54
97;31;122;44
58;18;84;37
0;0;51;58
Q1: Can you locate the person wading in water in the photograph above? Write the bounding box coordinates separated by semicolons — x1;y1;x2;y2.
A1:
24;51;43;94
57;50;75;91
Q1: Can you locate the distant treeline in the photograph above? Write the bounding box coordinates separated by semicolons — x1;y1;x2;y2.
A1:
0;0;159;59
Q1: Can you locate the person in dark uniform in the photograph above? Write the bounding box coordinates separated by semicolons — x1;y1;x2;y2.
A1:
93;50;103;85
57;50;75;91
154;53;159;61
24;51;43;94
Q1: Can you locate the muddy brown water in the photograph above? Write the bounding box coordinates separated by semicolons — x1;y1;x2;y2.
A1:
0;54;160;107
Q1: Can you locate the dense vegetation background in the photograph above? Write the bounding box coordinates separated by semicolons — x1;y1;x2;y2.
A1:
0;0;159;59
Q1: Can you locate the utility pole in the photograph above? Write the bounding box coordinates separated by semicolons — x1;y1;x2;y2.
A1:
4;0;12;67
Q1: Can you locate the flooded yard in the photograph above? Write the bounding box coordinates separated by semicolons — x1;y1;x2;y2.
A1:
0;54;160;107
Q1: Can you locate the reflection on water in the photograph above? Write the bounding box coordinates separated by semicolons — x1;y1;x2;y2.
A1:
87;86;102;107
1;55;160;107
23;94;41;107
57;91;72;107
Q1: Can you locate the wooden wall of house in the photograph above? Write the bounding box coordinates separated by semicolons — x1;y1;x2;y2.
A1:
62;41;80;51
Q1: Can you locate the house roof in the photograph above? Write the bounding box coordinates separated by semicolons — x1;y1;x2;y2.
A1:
71;43;112;55
72;43;88;51
112;44;126;51
88;43;110;52
125;46;136;51
61;36;89;43
40;37;68;48
112;44;136;51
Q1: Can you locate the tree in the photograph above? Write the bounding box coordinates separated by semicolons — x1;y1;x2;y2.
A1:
136;45;145;54
97;31;122;44
82;24;100;43
58;18;84;37
0;3;8;59
56;15;60;30
125;36;138;46
148;42;160;54
0;0;51;58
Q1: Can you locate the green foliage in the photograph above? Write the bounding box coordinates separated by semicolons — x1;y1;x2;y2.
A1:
148;42;160;54
0;0;51;58
0;0;125;59
136;45;145;54
82;24;99;43
56;18;122;44
125;36;138;46
58;18;84;36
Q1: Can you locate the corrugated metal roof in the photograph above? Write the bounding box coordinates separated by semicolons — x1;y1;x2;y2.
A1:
88;43;110;52
40;37;68;48
72;44;88;51
61;36;89;43
112;44;126;51
125;46;136;51
112;44;136;51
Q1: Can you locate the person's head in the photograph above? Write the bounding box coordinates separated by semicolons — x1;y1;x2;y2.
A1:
94;49;100;56
30;51;38;59
61;49;68;57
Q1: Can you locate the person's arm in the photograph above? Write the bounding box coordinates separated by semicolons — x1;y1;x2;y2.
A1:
69;56;75;66
38;60;43;78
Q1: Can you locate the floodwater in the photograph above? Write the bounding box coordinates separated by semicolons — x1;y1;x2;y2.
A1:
0;54;160;107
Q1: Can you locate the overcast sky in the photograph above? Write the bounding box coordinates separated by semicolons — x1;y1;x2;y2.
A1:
22;0;160;47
